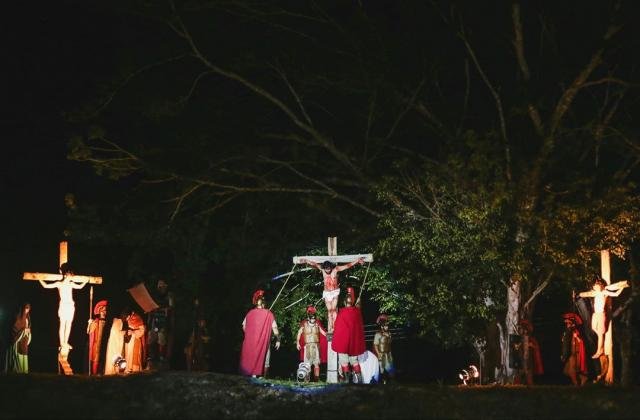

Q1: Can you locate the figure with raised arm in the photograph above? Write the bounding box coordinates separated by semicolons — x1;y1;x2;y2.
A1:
37;263;89;352
299;257;365;332
576;276;629;359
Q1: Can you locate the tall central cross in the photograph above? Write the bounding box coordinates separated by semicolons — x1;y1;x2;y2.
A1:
23;240;103;375
600;250;614;385
293;237;373;383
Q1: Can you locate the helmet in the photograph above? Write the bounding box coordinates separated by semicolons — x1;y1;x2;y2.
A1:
93;300;108;315
252;290;265;305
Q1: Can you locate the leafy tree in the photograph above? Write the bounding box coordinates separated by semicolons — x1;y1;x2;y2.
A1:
66;1;640;381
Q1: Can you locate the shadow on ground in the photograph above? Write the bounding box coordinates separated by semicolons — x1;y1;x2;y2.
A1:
0;371;638;419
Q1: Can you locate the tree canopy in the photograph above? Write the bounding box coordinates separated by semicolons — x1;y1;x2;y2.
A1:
67;0;640;349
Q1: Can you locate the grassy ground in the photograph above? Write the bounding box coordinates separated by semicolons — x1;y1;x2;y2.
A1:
0;371;638;419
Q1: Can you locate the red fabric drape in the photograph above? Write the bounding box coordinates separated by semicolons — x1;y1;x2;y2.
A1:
332;306;365;356
239;308;274;376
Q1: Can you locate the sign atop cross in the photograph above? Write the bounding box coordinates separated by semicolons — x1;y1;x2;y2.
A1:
293;237;373;384
23;240;103;375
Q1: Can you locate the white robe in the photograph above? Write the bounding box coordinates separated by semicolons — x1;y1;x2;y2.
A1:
104;318;125;375
357;350;380;384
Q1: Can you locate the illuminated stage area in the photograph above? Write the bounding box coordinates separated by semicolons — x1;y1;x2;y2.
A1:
0;372;638;419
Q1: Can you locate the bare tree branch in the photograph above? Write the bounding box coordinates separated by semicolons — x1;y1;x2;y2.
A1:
459;29;512;181
86;54;190;119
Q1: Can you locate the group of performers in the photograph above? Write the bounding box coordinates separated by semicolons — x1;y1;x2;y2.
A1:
86;278;195;375
239;257;396;384
2;259;630;386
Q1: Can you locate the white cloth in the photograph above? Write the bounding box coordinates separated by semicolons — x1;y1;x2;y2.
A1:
322;289;340;300
104;318;125;375
357;350;380;384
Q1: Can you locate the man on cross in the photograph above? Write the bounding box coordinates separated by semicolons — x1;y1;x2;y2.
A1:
299;257;365;332
37;262;89;351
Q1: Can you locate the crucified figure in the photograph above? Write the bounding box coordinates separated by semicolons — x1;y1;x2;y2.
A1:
575;277;629;359
299;257;365;332
38;263;89;351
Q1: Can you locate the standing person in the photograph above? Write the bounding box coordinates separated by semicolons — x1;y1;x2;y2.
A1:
124;310;146;373
299;257;364;332
239;290;281;378
37;263;89;352
105;308;146;374
87;300;109;375
373;314;395;383
296;306;327;382
515;319;544;385
576;277;629;358
185;316;212;372
3;303;32;373
104;311;126;375
561;312;588;386
147;278;175;367
332;287;366;384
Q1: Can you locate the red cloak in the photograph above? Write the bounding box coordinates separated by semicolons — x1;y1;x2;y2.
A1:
298;319;328;363
239;308;274;376
575;333;587;373
88;319;105;365
529;337;544;375
331;306;365;356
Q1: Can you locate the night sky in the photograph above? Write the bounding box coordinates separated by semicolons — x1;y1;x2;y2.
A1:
2;1;125;371
2;1;639;384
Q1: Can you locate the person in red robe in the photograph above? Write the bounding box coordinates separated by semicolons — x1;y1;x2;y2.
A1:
332;287;366;384
561;312;587;385
239;290;281;377
87;300;108;375
515;319;544;385
296;305;328;381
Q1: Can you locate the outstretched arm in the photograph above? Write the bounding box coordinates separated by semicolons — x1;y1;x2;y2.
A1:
37;279;58;289
71;278;90;289
606;280;629;291
604;288;626;297
299;258;321;270
336;257;365;272
578;290;596;298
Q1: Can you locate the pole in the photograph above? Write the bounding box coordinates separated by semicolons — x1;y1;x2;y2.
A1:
88;285;93;375
356;262;372;303
269;264;297;310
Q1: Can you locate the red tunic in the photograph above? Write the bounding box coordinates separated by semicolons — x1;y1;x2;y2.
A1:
239;308;274;376
331;306;365;356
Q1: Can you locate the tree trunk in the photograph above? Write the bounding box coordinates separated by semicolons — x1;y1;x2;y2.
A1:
504;275;521;383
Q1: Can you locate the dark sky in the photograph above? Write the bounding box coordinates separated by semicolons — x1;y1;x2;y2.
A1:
1;1;121;371
2;1;638;381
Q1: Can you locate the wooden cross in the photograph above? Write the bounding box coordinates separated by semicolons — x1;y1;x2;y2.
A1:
292;237;373;265
23;240;102;375
23;241;103;285
293;237;373;383
600;250;614;385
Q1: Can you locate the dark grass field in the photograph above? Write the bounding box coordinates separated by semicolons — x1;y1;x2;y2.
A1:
0;371;638;419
